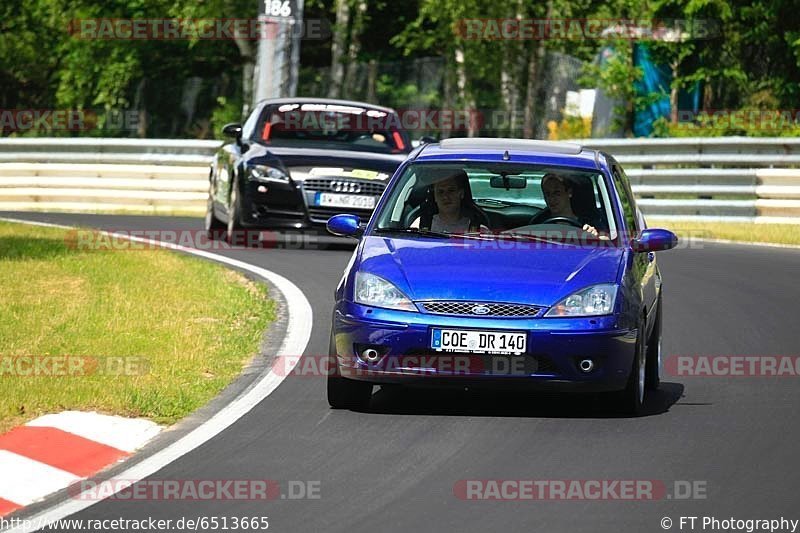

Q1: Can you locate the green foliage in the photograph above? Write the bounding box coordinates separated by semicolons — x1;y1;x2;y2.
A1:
1;0;245;138
375;75;440;109
3;0;800;139
210;96;244;139
659;109;800;137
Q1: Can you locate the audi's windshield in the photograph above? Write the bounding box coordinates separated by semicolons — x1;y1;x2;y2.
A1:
253;103;411;154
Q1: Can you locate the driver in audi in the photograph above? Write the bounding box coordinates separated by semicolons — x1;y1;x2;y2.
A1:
530;173;602;237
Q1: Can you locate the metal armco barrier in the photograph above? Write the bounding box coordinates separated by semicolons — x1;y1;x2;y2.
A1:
0;138;219;214
1;137;799;221
576;138;800;222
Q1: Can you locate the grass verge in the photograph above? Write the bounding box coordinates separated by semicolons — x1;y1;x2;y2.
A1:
649;220;800;247
0;221;276;434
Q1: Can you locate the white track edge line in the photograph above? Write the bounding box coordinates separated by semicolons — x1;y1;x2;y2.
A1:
0;217;313;533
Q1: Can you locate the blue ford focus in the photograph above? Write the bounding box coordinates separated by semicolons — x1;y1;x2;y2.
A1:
326;138;678;415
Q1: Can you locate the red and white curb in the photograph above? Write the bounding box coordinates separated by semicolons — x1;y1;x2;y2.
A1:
0;411;161;517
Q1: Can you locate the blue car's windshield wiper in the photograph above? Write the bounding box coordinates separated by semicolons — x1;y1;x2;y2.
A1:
373;227;451;238
373;227;491;240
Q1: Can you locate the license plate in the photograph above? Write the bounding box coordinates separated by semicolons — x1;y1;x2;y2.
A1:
315;192;376;209
431;329;527;355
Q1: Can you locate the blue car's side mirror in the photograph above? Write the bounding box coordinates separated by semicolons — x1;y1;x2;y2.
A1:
633;228;678;252
327;214;362;237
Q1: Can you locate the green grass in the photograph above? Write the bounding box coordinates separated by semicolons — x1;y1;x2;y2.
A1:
649;219;800;247
0;222;276;434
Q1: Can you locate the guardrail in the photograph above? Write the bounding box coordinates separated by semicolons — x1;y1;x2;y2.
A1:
1;137;799;221
577;138;800;222
0;139;219;214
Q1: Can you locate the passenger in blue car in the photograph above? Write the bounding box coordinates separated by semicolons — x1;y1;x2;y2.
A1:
411;170;490;233
530;173;603;237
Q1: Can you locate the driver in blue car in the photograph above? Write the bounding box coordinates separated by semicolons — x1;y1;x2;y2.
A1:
411;170;491;234
530;173;602;237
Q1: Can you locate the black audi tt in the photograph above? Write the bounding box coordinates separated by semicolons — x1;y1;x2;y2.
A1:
205;97;413;242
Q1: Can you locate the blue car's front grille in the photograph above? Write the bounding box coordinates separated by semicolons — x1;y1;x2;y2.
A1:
419;301;544;318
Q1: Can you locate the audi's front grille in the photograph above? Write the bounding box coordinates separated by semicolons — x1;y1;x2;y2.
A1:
419;301;544;317
303;178;386;196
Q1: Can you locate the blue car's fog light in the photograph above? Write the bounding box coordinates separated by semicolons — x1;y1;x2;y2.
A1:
354;343;389;364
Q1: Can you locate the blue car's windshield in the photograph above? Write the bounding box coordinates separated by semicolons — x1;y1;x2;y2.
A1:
373;162;619;241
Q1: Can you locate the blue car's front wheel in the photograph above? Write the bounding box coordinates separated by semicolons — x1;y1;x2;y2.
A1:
618;318;647;416
645;295;663;390
327;331;372;410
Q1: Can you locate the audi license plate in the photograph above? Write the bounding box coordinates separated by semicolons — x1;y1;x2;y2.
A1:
431;329;527;355
315;192;376;209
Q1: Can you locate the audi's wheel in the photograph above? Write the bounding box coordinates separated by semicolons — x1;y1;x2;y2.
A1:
205;192;226;240
226;180;243;245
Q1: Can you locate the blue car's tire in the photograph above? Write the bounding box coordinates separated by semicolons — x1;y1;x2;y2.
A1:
645;296;663;391
618;319;647;416
327;331;372;410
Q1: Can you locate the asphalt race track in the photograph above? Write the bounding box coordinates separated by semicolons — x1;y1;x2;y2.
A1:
3;212;800;533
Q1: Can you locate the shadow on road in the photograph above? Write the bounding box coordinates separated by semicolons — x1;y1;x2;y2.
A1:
362;381;685;419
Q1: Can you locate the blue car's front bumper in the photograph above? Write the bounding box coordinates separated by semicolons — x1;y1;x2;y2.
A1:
332;301;637;392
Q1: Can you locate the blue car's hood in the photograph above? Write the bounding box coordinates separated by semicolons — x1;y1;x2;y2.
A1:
359;236;625;306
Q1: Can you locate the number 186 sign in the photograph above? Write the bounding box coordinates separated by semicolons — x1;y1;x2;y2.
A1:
263;0;293;18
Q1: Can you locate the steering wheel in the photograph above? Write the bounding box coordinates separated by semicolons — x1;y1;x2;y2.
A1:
539;216;584;228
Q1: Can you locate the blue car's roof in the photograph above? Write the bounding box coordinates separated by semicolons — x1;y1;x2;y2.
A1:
412;138;603;171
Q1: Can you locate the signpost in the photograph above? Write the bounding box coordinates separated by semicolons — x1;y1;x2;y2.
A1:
254;0;304;103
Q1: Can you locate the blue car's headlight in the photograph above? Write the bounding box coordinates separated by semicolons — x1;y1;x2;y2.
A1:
248;165;289;182
354;272;416;312
545;283;618;317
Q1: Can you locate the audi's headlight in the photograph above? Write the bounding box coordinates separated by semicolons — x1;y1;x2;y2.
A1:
248;165;289;182
354;272;416;311
545;283;618;317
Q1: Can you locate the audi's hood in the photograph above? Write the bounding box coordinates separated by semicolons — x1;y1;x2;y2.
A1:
357;235;625;306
